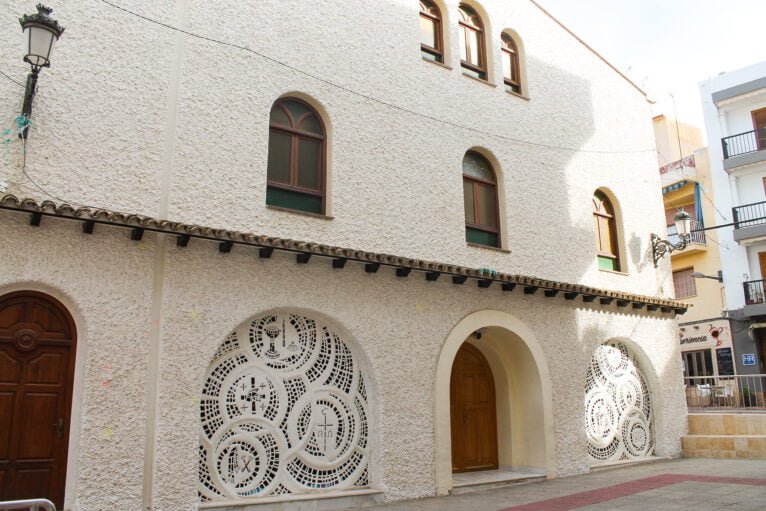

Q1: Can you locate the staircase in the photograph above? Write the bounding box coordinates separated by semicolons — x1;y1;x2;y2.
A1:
682;413;766;459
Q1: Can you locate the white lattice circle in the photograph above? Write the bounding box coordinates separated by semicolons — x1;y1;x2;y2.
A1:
199;313;370;500
584;342;653;463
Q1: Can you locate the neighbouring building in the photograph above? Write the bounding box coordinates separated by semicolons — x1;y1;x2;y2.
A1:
652;116;734;384
700;60;766;381
0;2;688;510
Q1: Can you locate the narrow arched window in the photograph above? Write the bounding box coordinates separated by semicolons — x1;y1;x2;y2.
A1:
463;151;499;247
593;191;620;271
458;4;487;80
501;33;521;94
267;98;326;214
420;1;443;63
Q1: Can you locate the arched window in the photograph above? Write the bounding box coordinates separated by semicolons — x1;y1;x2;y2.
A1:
593;191;620;271
501;32;521;94
419;1;443;63
463;151;499;247
267;98;326;214
458;4;487;80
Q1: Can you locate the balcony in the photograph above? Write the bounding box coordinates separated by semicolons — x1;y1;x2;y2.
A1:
722;127;766;171
667;219;707;256
733;200;766;243
744;279;766;317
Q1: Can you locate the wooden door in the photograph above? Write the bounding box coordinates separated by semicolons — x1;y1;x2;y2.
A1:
758;252;766;280
753;107;766;150
450;343;498;473
0;292;76;509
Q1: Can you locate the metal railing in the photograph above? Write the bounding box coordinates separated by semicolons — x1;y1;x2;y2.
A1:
744;279;766;305
685;375;766;411
667;219;706;245
733;200;766;229
722;127;766;159
0;499;55;511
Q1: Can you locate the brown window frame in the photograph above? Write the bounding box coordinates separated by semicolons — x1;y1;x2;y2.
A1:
593;191;621;271
458;4;487;80
420;0;444;63
753;107;766;151
501;32;521;94
267;98;327;213
463;151;500;247
673;267;697;299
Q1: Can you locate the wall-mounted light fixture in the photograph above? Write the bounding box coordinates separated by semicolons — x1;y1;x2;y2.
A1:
692;270;723;282
651;210;691;267
18;4;65;139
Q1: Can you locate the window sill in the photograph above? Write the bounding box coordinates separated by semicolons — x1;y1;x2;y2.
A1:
462;73;496;88
266;204;334;220
422;56;452;70
467;242;510;253
599;268;629;276
505;89;530;101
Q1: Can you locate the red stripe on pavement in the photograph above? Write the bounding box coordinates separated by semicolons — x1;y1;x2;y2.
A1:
498;474;766;511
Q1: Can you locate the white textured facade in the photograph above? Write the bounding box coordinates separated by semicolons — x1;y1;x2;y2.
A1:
0;1;687;510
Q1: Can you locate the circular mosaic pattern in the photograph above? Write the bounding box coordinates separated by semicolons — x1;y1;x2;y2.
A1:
584;343;654;463
199;313;370;500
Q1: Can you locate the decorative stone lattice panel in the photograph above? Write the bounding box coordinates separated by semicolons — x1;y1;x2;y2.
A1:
199;313;370;500
584;342;654;463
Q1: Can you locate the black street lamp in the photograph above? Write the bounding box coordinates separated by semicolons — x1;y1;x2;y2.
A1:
651;210;692;267
18;4;65;139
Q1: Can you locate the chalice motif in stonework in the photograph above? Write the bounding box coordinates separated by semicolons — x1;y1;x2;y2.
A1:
284;317;299;352
263;322;281;359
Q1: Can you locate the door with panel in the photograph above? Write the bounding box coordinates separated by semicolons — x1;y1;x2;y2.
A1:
0;292;76;509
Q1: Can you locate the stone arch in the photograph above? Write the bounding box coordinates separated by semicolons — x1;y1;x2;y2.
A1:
584;339;656;465
434;310;555;494
198;309;373;501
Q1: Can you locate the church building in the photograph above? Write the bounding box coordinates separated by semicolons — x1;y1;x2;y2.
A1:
0;1;687;510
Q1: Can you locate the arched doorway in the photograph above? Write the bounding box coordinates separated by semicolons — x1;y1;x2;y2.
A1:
450;343;498;472
0;291;77;508
435;311;555;494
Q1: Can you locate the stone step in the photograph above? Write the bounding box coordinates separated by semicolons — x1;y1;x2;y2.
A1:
687;413;766;436
681;434;766;459
451;472;546;495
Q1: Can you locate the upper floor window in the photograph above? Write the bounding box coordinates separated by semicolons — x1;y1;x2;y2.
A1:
673;268;697;299
463;151;499;247
267;98;326;214
420;0;443;63
753;107;766;150
501;32;521;94
593;191;620;271
458;4;487;80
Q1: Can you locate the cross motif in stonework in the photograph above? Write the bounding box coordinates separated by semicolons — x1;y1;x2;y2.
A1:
316;407;336;455
240;377;267;414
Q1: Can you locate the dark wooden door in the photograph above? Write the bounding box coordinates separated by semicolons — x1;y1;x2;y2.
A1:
450;343;498;473
0;292;76;509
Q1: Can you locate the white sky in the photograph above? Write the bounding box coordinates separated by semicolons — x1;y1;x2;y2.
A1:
537;0;766;138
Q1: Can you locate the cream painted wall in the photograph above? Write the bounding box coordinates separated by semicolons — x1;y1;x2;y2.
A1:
653;115;704;166
0;0;671;299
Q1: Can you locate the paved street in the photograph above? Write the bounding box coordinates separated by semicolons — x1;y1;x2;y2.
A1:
356;458;766;511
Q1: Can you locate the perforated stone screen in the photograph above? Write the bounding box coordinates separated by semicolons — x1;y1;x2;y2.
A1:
584;342;654;463
199;313;370;499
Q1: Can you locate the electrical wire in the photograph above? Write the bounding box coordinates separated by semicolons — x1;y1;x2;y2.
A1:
97;0;657;156
0;69;25;88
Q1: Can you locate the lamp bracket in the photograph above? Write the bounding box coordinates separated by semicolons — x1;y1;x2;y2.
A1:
651;233;689;267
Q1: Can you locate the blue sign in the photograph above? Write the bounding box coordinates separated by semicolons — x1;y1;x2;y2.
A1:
742;354;756;366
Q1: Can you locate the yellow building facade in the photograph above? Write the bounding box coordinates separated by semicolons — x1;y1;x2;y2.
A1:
654;116;734;380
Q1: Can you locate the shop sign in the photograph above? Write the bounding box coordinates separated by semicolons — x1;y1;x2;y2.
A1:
742;354;756;366
679;320;730;350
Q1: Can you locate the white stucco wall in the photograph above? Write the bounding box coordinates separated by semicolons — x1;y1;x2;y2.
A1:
1;0;670;298
0;219;686;510
0;1;688;509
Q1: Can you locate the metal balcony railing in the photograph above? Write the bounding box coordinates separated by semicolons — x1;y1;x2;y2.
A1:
721;127;766;159
667;219;706;245
733;200;766;229
744;279;766;305
685;375;766;411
